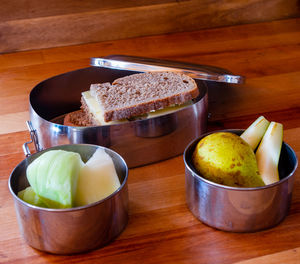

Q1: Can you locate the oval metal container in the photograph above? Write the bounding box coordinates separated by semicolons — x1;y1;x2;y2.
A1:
184;129;298;232
8;144;129;254
29;66;208;168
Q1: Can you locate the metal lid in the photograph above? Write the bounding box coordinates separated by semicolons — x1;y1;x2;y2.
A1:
91;55;245;84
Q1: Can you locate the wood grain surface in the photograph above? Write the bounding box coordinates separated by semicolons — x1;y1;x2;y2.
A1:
0;18;300;263
0;0;299;53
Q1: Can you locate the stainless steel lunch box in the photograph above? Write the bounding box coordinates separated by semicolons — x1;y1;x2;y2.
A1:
29;56;226;168
184;129;298;232
28;55;245;168
8;141;129;254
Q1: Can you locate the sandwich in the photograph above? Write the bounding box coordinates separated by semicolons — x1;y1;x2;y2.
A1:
64;71;199;126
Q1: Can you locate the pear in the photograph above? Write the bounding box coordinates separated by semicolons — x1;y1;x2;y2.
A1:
192;132;265;187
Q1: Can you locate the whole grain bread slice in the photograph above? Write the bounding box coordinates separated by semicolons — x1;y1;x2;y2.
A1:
63;109;92;126
89;71;198;122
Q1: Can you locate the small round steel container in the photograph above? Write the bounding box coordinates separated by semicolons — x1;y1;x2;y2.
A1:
184;129;298;232
8;144;128;254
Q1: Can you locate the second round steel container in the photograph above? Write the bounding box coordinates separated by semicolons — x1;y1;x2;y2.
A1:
184;129;298;232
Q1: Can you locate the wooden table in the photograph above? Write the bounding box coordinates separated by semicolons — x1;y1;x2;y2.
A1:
0;18;299;263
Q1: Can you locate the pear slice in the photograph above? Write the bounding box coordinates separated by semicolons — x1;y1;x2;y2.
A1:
240;116;270;150
256;122;283;185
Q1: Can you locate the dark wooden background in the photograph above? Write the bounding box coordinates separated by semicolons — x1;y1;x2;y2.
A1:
0;0;299;53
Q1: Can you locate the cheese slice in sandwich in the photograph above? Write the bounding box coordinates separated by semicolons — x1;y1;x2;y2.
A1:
72;71;199;126
81;90;124;125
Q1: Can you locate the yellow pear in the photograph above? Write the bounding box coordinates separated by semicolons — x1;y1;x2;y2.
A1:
192;132;265;187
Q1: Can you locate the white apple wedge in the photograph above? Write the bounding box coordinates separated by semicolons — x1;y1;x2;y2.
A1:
240;116;270;150
256;122;283;185
75;148;121;206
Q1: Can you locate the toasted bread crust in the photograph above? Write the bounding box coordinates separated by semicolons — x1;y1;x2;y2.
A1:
63;110;92;126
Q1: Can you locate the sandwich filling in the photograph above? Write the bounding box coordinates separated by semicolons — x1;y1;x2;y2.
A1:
82;91;122;125
82;90;193;125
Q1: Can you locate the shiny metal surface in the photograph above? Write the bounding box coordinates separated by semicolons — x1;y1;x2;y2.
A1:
184;129;298;232
8;144;129;254
22;121;43;157
29;65;208;168
91;56;245;84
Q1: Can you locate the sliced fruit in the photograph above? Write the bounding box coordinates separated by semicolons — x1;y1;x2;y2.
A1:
240;116;270;150
256;122;283;185
75;148;121;207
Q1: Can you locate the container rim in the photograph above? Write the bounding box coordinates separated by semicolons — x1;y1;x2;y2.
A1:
8;143;129;212
183;129;298;191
